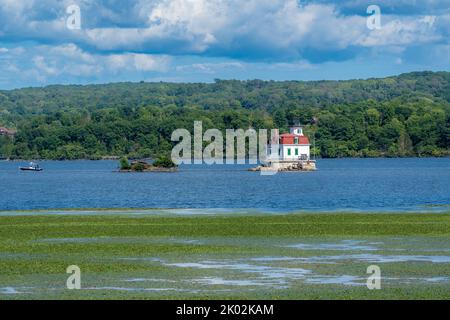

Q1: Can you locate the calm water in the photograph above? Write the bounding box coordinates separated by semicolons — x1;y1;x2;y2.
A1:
0;158;449;212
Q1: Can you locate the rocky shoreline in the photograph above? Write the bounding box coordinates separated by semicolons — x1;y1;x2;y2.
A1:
119;159;178;173
249;161;317;172
119;166;178;173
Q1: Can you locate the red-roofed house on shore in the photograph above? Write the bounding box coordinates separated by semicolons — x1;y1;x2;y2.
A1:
0;127;16;137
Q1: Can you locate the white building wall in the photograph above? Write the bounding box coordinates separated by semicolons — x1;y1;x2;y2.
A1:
280;144;310;160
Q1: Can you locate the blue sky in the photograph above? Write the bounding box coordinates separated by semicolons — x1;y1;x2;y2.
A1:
0;0;449;89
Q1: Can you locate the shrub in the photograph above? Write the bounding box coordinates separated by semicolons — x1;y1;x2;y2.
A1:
119;157;131;170
132;162;146;172
153;155;176;168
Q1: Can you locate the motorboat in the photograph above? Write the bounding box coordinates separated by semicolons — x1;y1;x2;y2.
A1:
19;162;43;172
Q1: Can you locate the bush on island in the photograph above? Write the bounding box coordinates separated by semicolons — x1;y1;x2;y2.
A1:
132;162;146;172
119;157;131;170
153;155;177;168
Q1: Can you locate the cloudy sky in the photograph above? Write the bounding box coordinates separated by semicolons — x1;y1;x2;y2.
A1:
0;0;449;89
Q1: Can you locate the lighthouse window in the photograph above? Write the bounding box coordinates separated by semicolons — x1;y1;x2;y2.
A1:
294;137;299;144
287;148;291;156
295;148;299;156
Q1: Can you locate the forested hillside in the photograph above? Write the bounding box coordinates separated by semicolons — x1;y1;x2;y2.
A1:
0;71;449;160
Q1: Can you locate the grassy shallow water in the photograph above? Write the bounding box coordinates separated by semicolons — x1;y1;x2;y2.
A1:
0;212;449;299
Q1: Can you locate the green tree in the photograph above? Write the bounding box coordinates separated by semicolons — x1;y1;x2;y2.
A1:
119;157;131;170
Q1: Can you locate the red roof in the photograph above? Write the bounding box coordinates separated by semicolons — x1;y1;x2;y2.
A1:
279;134;310;145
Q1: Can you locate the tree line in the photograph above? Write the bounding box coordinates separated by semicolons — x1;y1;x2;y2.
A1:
0;71;449;160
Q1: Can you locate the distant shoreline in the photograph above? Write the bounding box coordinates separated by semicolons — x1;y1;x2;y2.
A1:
0;207;449;217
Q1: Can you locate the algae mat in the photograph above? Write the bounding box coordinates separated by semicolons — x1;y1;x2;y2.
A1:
0;212;449;299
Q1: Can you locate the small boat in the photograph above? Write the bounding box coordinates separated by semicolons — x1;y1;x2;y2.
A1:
20;162;43;172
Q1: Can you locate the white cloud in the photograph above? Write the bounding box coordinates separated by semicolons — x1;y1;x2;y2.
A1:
0;0;448;63
48;43;95;64
0;43;171;86
268;60;315;70
134;54;170;71
107;53;170;72
31;44;171;76
357;16;440;47
33;56;59;75
77;0;448;62
1;0;34;16
0;0;449;88
176;61;244;74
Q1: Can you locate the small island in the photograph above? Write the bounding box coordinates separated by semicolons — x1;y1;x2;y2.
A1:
119;156;178;172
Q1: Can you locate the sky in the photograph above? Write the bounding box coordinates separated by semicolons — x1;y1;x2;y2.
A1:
0;0;449;89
